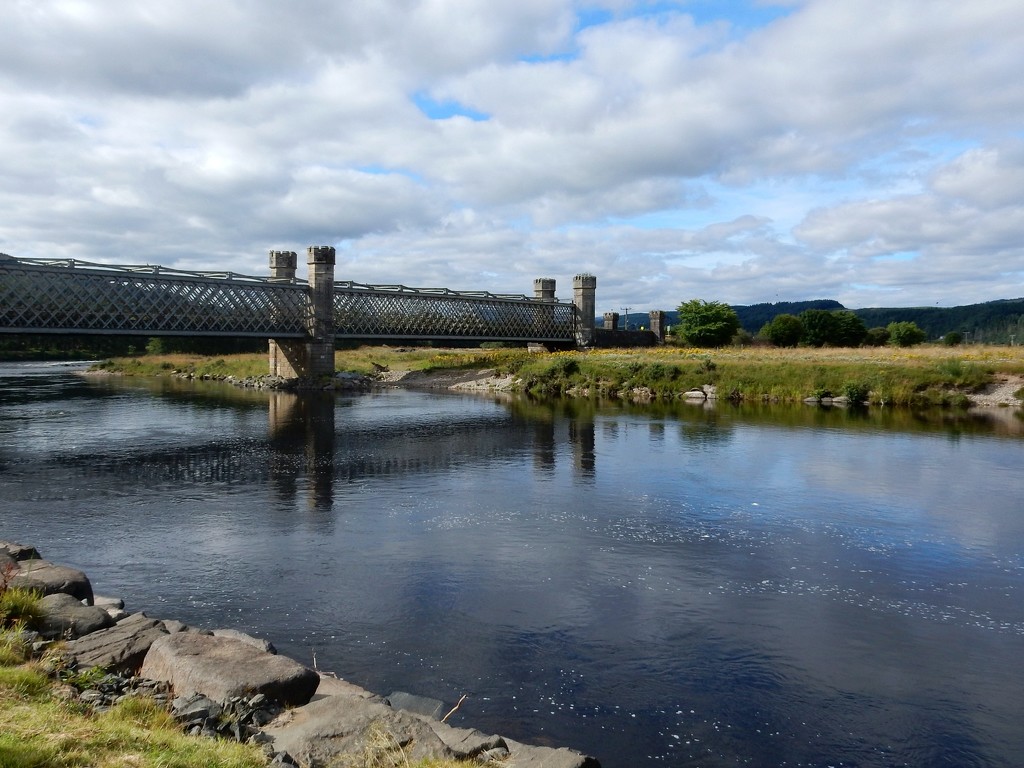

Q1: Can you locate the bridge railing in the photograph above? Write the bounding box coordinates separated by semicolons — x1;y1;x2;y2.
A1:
0;256;309;337
1;255;578;343
331;280;576;342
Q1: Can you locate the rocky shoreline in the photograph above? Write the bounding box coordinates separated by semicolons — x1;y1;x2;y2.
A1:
3;540;600;768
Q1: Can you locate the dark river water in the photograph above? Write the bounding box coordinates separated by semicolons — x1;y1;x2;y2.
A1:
2;361;1023;767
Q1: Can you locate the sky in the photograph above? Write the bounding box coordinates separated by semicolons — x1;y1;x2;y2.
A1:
2;0;1023;312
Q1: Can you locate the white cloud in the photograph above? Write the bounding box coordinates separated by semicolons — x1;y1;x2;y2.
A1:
1;0;1022;312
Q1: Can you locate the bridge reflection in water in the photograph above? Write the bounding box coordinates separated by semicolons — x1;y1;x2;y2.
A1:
38;385;600;514
264;392;599;511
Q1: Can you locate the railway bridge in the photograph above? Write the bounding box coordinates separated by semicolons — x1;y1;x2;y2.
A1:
0;246;630;377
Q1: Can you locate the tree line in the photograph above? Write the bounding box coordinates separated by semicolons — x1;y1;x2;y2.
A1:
665;296;1024;347
674;299;931;348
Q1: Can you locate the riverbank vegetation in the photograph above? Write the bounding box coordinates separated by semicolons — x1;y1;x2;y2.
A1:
0;586;477;768
90;344;1024;408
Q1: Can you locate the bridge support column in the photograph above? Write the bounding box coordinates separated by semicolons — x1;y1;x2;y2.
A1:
268;246;335;379
573;274;597;348
533;278;556;339
306;245;336;377
269;250;306;378
533;278;556;302
649;310;667;343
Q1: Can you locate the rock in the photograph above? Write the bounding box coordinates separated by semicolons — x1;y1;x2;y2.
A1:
171;693;223;723
429;722;508;759
140;633;319;707
212;628;277;654
312;674;378;702
505;737;602;768
684;389;707;400
36;593;114;639
263;694;455;766
10;559;94;604
386;690;444;719
162;619;189;633
63;612;170;674
93;595;125;610
0;540;41;561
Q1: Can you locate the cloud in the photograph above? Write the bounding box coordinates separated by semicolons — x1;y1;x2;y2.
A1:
1;0;1022;311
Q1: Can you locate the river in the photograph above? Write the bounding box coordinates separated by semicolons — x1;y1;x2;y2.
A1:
1;360;1023;767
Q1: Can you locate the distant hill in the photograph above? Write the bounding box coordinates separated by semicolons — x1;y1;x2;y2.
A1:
636;297;1024;343
852;298;1024;343
733;300;844;333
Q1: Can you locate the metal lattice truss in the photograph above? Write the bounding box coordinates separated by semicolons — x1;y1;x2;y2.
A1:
332;281;576;342
1;255;578;342
0;256;308;337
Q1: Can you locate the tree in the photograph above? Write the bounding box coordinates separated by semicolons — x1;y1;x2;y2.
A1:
864;327;890;346
831;311;868;347
887;321;927;347
759;313;804;347
675;299;741;347
799;309;838;347
942;331;963;346
796;309;867;347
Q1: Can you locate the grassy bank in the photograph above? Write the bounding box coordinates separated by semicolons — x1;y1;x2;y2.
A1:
93;344;1024;408
0;588;478;768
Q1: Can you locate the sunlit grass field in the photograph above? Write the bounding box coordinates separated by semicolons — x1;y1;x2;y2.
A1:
94;343;1024;407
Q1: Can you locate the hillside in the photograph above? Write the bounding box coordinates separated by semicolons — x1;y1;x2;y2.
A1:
644;298;1024;344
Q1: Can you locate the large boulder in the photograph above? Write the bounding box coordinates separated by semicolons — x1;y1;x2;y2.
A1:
10;559;94;604
140;633;319;707
211;628;276;654
430;722;508;760
0;540;41;561
503;738;602;767
263;693;455;766
386;690;444;719
266;677;599;767
63;613;170;673
36;593;114;640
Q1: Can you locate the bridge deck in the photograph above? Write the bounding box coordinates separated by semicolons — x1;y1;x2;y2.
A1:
0;255;577;343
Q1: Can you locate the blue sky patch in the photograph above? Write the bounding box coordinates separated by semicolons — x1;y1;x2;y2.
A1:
413;92;489;122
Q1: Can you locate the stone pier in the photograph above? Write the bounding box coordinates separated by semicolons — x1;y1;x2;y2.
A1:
268;250;303;378
573;274;597;347
268;246;336;379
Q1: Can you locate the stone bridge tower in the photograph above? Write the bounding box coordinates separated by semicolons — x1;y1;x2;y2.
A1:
269;246;336;378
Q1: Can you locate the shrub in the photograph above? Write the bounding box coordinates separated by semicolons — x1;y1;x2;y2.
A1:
759;314;803;347
548;357;580;377
864;327;890;346
842;381;871;403
887;321;927;347
675;299;740;347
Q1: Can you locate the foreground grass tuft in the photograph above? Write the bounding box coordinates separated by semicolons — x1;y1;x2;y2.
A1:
0;615;490;768
0;624;266;768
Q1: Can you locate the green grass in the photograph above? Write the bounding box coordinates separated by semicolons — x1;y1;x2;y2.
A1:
0;587;43;630
0;633;267;768
89;344;1024;408
0;616;493;768
91;353;270;380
